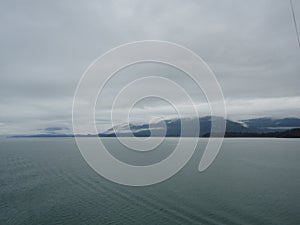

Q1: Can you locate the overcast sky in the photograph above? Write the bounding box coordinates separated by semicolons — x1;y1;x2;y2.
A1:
1;0;300;135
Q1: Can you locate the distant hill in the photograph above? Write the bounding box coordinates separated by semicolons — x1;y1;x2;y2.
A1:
100;116;248;137
241;117;300;132
9;117;300;138
99;116;300;138
204;128;300;138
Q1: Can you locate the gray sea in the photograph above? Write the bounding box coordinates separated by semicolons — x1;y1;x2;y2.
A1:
0;138;299;225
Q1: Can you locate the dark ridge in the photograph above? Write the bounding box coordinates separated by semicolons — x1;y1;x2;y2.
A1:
203;128;300;138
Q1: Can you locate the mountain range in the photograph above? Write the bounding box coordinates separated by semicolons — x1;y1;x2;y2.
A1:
99;116;300;138
8;117;300;138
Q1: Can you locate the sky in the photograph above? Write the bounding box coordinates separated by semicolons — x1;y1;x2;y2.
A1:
0;0;300;135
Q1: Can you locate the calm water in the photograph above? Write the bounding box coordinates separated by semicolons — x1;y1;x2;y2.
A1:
0;138;299;225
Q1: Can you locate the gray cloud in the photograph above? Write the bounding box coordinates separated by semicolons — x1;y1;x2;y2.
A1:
0;0;300;135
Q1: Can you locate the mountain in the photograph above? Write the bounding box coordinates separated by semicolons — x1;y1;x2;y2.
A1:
100;116;250;137
241;117;300;133
204;128;300;138
99;116;300;138
9;117;300;138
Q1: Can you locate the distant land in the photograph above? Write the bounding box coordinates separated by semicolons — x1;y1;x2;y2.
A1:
203;128;300;138
9;117;300;138
99;117;300;138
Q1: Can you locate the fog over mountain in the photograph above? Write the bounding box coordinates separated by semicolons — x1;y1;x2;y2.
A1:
1;0;300;135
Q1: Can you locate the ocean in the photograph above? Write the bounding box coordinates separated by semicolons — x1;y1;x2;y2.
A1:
0;138;299;225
